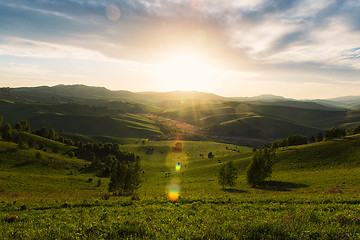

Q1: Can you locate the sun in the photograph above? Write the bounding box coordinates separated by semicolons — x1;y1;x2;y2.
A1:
157;51;215;92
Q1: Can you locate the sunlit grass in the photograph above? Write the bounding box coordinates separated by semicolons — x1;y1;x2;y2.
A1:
2;136;360;238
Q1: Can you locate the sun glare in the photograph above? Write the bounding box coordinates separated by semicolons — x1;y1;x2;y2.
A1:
157;51;215;92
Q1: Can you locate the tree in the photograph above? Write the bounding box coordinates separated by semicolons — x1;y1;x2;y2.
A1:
0;115;3;127
309;135;315;143
218;161;238;188
287;134;308;146
15;120;30;132
2;122;12;140
316;132;323;142
347;125;360;136
48;128;56;140
246;148;275;187
108;157;142;195
324;127;346;141
271;141;279;150
279;139;287;149
353;126;360;135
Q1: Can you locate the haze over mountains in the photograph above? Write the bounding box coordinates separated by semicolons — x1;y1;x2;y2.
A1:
1;84;360;147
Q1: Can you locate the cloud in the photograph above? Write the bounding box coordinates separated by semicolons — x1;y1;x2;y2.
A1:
1;0;360;90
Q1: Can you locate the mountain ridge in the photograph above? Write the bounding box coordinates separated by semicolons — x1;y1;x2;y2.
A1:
2;84;356;110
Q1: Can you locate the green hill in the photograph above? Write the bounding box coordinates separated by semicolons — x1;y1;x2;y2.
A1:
3;84;360;145
274;134;360;171
0;135;104;197
1;130;360;198
0;101;163;139
208;116;321;140
26;114;162;138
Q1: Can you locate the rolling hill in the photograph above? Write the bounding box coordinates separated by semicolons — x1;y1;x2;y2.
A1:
0;100;162;140
2;84;360;146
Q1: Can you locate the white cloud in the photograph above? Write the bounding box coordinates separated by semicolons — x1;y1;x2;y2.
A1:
0;37;111;61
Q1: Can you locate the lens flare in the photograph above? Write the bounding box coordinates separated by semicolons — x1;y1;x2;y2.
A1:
106;5;121;22
175;162;181;171
167;178;180;201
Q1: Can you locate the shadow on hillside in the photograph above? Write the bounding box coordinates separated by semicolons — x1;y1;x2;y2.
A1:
79;166;98;174
256;181;308;192
0;148;18;154
14;160;35;167
222;188;248;194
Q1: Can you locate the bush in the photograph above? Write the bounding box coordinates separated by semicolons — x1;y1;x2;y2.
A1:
218;161;238;188
246;148;275;187
1;122;12;140
108;157;142;196
324;127;346;141
316;132;323;142
287;134;308;146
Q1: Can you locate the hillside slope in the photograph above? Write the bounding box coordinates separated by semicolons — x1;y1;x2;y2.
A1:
274;134;360;171
3;85;360;144
0;101;163;139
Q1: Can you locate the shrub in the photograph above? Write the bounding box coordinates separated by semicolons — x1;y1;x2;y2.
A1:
108;157;142;196
218;161;238;188
324;127;346;141
246;148;275;187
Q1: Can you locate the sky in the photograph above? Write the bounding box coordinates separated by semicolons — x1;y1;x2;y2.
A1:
1;0;360;99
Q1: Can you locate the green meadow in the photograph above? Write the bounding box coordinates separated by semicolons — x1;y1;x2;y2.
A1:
1;134;360;239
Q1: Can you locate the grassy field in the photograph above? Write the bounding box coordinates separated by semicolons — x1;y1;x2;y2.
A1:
1;135;360;239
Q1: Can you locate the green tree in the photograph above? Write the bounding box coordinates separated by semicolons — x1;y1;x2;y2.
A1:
48;128;56;140
287;134;308;146
15;120;30;132
108;157;142;196
218;161;238;188
271;141;279;150
2;122;12;140
39;127;49;138
324;127;346;141
246;148;275;187
347;125;360;136
316;132;323;142
0;115;3;126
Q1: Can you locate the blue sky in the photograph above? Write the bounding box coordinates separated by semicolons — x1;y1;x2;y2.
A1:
1;0;360;99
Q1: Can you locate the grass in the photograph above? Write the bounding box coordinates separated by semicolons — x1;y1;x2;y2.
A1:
1;135;360;238
1;196;360;239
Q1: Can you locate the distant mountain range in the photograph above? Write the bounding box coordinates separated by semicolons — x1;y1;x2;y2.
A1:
2;84;360;109
1;84;360;147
